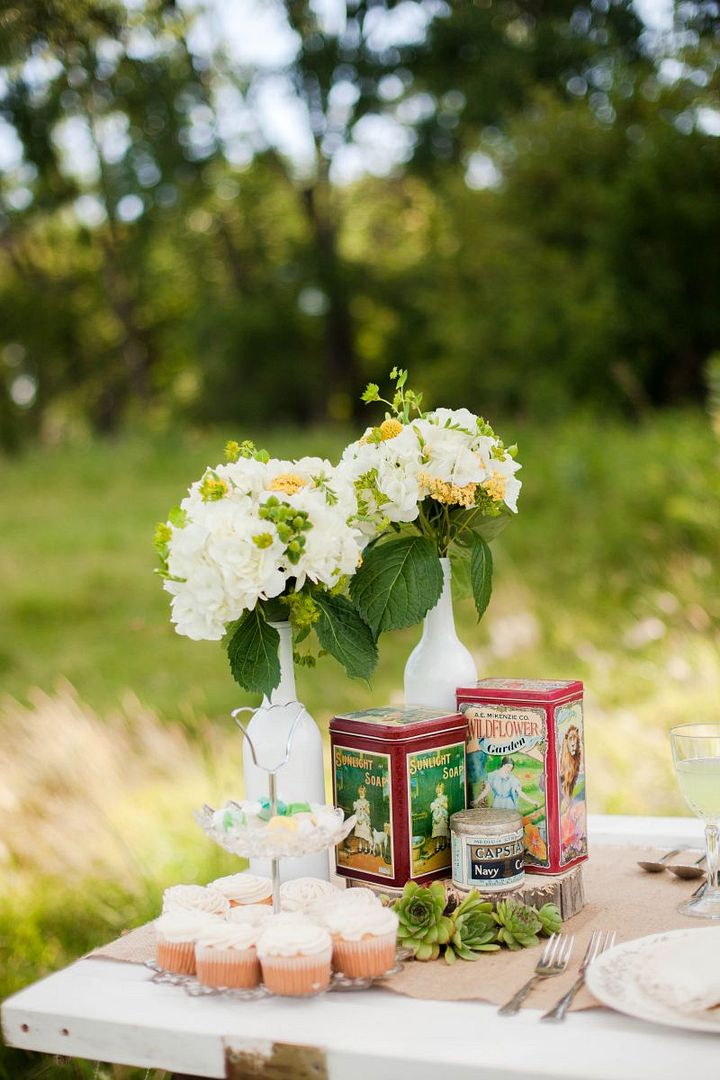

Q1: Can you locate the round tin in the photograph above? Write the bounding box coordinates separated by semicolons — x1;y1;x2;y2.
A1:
450;809;525;894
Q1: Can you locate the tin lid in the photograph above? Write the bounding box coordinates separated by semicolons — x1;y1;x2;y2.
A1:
450;809;522;836
331;705;464;741
457;678;583;704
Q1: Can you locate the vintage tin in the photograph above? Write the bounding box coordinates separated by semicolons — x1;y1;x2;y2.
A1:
330;706;467;890
450;809;525;894
456;679;587;876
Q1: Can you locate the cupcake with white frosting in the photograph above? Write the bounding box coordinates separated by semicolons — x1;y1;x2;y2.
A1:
324;905;398;978
306;886;382;928
256;920;333;996
209;872;272;907
162;884;230;918
225;903;274;927
195;922;261;989
154;911;221;975
279;877;340;913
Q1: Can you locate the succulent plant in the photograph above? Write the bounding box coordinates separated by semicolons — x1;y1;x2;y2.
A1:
393;880;453;961
536;902;563;937
493;898;543;951
445;890;500;963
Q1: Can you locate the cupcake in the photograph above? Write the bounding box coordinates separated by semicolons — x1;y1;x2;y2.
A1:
324;905;398;979
209;872;273;907
280;877;340;913
306;884;380;923
154;911;221;975
195;922;261;989
162;884;230;918
225;903;274;927
256;921;333;996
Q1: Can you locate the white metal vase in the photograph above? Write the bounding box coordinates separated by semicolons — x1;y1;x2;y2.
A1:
242;621;329;882
404;557;478;711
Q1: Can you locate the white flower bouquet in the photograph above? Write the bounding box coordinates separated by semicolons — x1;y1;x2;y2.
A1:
155;441;376;695
340;369;521;638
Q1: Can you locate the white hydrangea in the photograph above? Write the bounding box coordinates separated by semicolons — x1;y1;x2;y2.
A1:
160;454;363;642
339;409;521;538
338;421;424;536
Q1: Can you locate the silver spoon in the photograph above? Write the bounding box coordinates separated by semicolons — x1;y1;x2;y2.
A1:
637;848;681;873
666;854;706;880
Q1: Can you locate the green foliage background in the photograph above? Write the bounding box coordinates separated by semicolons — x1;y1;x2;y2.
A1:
1;0;720;1076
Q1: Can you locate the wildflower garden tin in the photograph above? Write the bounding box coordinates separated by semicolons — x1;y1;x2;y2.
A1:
330;706;467;890
456;679;587;875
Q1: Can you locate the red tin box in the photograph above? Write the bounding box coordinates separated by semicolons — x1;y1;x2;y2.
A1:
456;679;587;876
330;706;467;891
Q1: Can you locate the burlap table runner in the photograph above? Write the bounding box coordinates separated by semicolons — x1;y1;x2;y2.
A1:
88;845;714;1012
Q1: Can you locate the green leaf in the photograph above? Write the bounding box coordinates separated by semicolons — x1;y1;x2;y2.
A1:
314;592;378;681
470;534;493;621
225;608;280;695
350;536;444;637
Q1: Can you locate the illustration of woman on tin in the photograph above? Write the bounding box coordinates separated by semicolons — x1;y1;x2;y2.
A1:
430;782;450;853
476;757;539;812
352;784;373;854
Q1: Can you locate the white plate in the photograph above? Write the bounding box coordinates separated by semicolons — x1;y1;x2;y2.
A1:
587;927;720;1035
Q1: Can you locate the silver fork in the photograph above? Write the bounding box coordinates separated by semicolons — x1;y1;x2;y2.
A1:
498;934;575;1016
541;929;616;1023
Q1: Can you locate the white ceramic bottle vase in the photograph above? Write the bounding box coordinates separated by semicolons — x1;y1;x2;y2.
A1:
242;621;329;881
404;557;478;711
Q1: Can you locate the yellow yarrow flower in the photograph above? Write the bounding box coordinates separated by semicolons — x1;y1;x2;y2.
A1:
379;418;403;440
482;473;507;503
268;473;307;496
419;472;477;509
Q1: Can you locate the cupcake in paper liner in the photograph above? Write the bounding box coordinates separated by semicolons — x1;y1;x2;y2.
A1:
162;884;230;918
256;921;332;996
154;911;222;975
323;905;399;979
307;886;382;928
280;877;340;913
209;872;272;907
195;922;261;989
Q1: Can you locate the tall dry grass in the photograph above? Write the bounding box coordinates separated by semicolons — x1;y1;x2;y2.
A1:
0;683;240;895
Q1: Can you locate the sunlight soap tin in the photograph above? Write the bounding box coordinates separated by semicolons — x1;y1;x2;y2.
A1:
456;679;587;876
330;706;467;891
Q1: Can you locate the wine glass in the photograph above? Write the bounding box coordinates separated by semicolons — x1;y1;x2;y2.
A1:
670;723;720;919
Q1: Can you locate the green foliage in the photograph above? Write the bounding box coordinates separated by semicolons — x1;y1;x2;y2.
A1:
226;608;281;696
537;903;563;937
313;591;378;682
470;535;493;621
350;536;444;637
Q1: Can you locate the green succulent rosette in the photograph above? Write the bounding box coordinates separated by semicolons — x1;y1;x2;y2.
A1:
536;902;563;937
445;890;500;963
493;898;543;951
393;881;453;961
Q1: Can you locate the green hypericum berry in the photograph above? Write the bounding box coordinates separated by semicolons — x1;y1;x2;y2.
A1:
445;890;500;963
537;903;563;937
393;881;453;962
493;899;543;951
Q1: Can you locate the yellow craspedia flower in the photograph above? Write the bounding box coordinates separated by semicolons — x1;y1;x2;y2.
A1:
268;473;307;496
419;472;477;509
379;417;403;441
483;473;506;503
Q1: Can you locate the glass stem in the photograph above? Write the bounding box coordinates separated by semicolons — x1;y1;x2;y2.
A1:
705;821;720;894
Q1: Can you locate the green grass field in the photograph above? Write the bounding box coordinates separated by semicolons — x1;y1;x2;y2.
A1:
1;411;719;1078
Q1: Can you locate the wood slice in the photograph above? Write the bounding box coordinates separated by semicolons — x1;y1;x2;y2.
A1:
349;865;586;920
446;865;585;920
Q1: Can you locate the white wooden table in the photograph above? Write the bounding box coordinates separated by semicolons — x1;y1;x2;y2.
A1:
3;815;717;1080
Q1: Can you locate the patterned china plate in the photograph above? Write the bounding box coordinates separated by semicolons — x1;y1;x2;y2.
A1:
586;927;720;1035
